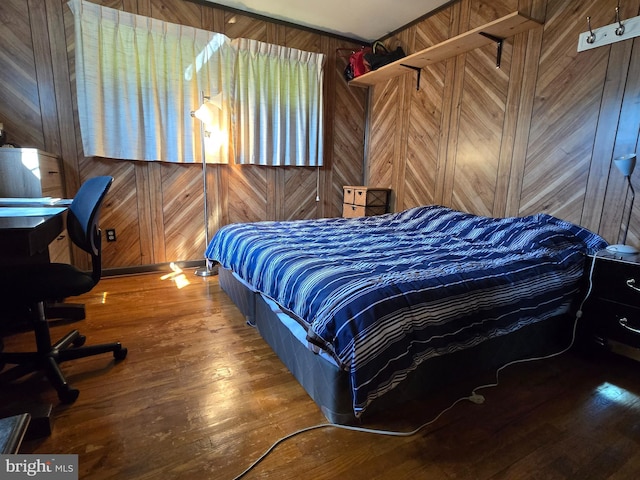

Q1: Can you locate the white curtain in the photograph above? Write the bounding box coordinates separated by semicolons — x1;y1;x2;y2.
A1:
231;38;325;166
68;0;235;163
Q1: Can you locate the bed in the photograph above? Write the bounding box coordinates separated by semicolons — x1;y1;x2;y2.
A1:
205;205;607;424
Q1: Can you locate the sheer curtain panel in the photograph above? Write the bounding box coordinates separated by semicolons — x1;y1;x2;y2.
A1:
232;38;325;166
69;0;234;163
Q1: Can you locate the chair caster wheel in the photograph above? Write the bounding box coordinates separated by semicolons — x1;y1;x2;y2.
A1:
72;335;86;347
59;387;80;404
114;347;128;361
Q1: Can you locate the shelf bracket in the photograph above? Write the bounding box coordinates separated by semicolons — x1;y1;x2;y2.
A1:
400;64;422;90
478;32;504;68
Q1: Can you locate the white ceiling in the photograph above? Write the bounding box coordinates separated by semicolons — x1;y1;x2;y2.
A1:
204;0;451;42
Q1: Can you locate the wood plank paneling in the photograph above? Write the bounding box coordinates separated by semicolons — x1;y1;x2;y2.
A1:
441;0;470;208
389;29;414;211
7;0;640;266
368;77;402;190
162;164;205;261
0;0;366;268
403;10;450;210
504;0;546;217
0;0;43;149
493;29;527;217
29;0;61;155
228;165;269;224
83;158;143;268
520;0;609;224
46;0;82;200
367;0;640;250
330;35;367;217
581;37;636;237
451;37;511;216
599;33;640;244
223;10;267;41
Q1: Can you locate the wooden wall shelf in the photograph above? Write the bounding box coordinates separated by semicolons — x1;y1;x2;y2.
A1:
349;11;543;88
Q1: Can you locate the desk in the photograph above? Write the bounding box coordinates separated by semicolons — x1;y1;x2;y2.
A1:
0;208;66;265
0;208;69;439
0;206;85;322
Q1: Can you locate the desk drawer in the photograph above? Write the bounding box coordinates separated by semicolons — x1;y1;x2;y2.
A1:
39;155;64;198
48;229;71;264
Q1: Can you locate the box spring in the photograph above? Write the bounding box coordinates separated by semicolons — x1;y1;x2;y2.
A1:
218;267;573;424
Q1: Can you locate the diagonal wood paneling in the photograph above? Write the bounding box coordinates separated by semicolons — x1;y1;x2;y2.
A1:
283;168;322;220
451;40;511;216
150;0;202;26
469;0;517;28
0;1;44;149
404;10;450;210
519;0;610;224
330;44;367;217
363;0;639;247
161;163;206;261
223;10;267;41
61;0;365;265
78;157;143;268
16;0;640;267
597;27;640;244
439;0;511;216
368;77;402;190
228;165;268;224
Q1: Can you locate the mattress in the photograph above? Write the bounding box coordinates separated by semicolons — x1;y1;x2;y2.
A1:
207;205;607;417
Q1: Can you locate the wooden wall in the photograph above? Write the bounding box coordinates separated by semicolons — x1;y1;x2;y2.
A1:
0;0;367;269
368;0;640;246
2;0;639;271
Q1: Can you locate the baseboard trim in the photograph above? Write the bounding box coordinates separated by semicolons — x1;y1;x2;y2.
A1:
102;260;207;277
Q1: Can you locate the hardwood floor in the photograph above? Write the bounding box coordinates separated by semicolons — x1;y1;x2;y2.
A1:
1;268;639;479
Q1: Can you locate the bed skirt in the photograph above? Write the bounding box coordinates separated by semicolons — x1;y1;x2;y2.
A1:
218;266;574;424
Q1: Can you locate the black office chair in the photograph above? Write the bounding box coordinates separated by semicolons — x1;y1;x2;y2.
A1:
0;176;127;404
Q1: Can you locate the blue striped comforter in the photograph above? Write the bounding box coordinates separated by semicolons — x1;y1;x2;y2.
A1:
206;205;607;416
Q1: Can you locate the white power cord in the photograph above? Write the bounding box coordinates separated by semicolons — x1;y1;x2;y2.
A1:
472;249;600;397
232;251;601;480
232;394;476;480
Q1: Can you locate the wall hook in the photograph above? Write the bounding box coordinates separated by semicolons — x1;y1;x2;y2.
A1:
586;16;596;43
615;6;625;36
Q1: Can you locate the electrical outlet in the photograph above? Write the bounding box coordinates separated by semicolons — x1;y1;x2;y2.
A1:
106;229;116;242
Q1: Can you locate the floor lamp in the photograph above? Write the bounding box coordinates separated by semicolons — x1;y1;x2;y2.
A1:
607;153;638;255
191;92;223;276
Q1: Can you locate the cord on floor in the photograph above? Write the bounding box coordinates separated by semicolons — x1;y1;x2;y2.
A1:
232;252;601;480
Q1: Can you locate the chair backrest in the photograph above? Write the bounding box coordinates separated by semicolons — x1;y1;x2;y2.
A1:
67;176;113;283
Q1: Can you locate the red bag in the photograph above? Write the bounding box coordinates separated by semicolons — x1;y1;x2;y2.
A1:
349;46;372;78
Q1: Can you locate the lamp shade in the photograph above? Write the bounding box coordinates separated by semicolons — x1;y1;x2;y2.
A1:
192;93;223;126
614;153;637;177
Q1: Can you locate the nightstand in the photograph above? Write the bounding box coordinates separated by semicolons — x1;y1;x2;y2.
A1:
342;186;390;218
582;249;640;360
